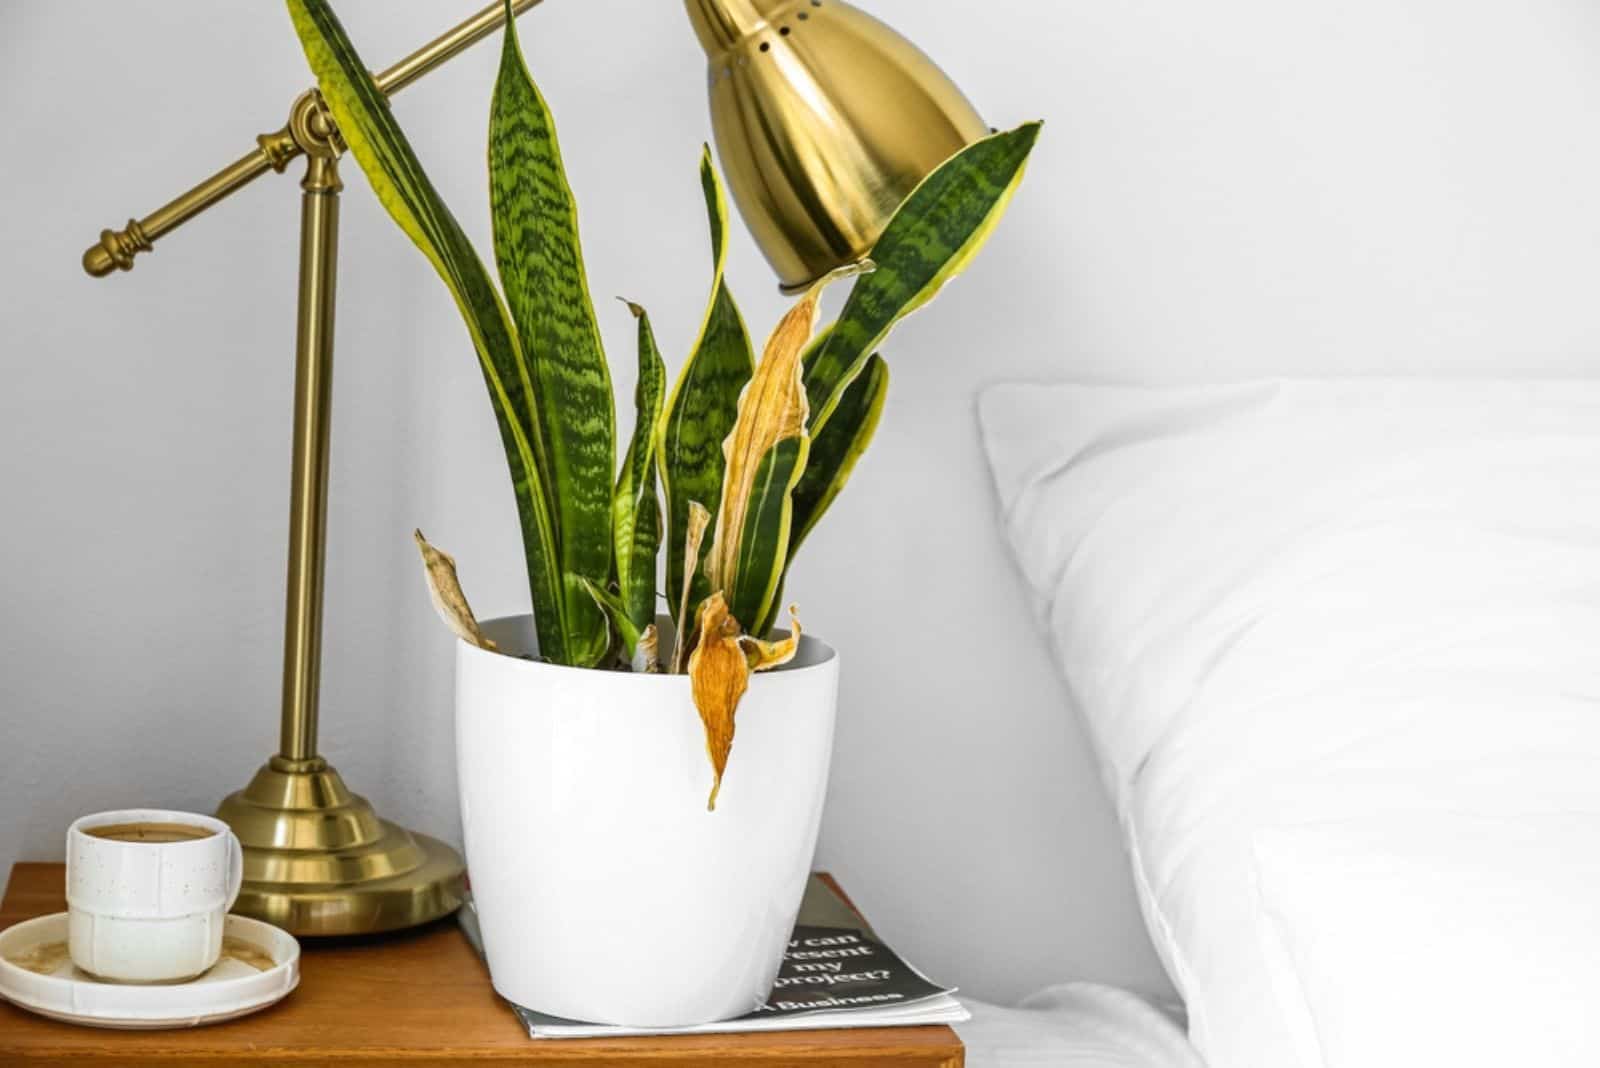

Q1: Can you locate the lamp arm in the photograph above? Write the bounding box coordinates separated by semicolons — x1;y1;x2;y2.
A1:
82;0;546;278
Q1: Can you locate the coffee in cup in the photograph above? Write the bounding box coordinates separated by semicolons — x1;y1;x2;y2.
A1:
66;809;243;983
82;822;217;844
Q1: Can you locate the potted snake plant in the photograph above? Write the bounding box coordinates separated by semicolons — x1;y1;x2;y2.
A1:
287;0;1038;1027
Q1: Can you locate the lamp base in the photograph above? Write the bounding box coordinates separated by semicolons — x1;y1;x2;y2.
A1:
215;757;465;936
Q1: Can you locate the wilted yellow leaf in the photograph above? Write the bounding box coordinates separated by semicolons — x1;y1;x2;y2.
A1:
687;592;750;811
413;529;497;651
741;605;801;672
706;299;816;601
706;264;868;611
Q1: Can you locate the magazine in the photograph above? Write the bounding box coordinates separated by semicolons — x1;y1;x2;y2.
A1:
457;874;969;1039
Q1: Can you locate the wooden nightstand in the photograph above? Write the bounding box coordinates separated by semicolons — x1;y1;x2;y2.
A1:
0;863;964;1066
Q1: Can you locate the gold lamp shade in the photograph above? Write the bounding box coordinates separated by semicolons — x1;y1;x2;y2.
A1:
686;0;990;291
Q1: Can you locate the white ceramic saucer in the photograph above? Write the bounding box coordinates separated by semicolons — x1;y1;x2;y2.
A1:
0;912;299;1029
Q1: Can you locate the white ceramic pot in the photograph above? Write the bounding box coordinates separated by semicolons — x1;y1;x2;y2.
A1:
455;615;839;1027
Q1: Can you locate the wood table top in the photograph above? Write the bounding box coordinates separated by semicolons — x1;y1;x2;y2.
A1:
0;862;963;1066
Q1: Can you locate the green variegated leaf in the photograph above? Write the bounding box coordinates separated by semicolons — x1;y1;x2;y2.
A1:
658;149;754;627
580;577;641;659
758;353;888;634
613;300;666;633
284;0;574;664
726;437;807;628
793;352;888;549
805;122;1042;433
490;2;614;667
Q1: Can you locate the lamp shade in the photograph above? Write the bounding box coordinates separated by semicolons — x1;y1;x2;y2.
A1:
685;0;989;291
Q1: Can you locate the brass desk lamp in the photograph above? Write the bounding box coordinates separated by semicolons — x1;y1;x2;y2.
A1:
82;0;987;935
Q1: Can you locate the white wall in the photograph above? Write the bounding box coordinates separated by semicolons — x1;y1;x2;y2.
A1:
5;0;1599;1007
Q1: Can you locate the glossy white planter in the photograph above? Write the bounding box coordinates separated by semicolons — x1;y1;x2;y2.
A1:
455;615;839;1027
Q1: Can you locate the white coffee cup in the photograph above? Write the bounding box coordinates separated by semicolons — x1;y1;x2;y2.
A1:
66;809;244;983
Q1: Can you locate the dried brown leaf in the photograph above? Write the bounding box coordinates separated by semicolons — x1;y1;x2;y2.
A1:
633;624;661;674
687;592;750;811
413;529;497;651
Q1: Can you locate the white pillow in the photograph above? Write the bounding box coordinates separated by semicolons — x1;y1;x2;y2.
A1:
978;379;1600;1068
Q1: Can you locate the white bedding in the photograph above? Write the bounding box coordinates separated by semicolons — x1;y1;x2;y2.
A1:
979;379;1600;1068
958;984;1201;1068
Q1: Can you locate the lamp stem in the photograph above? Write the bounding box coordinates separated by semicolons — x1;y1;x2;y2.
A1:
375;0;546;96
216;138;467;927
277;147;343;767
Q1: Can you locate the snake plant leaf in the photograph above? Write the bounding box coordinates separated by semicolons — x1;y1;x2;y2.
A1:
761;125;1038;632
708;267;861;631
414;530;497;652
721;438;807;632
671;501;712;675
704;290;816;621
805;121;1043;434
741;606;801;671
792;352;888;556
756;353;888;635
612;301;666;634
285;0;574;664
686;592;750;811
490;2;615;668
658;150;755;628
579;577;641;659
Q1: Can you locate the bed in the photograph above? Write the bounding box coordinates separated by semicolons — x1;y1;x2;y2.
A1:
976;379;1600;1068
